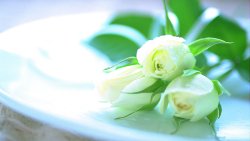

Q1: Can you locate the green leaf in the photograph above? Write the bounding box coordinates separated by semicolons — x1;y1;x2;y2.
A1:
212;80;223;96
195;53;208;69
162;0;177;35
207;110;217;128
236;57;250;82
207;104;222;139
123;79;166;94
197;16;247;61
168;0;203;36
207;108;217;135
109;12;164;39
217;103;222;119
103;57;139;73
87;25;147;62
212;80;230;96
182;69;200;77
188;37;231;56
207;103;222;126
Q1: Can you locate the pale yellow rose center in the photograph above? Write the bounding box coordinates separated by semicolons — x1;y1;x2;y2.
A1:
152;50;176;76
172;94;194;114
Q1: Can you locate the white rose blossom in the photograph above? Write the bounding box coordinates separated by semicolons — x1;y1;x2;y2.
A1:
113;77;163;110
97;65;143;102
159;73;219;121
137;35;196;81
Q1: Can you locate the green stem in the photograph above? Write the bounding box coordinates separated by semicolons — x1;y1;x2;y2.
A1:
210;124;221;141
162;0;176;35
171;117;187;134
115;106;143;120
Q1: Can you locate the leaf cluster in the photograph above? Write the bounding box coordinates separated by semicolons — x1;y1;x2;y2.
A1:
85;0;249;82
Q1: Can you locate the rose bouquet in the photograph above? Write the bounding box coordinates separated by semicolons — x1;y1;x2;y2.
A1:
95;0;231;135
97;34;229;131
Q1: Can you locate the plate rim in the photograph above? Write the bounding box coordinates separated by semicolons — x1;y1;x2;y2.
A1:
0;15;200;141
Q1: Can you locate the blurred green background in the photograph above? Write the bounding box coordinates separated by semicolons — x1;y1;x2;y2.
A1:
86;0;250;98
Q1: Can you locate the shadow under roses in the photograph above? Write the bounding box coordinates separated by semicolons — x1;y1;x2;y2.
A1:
90;107;215;139
88;96;250;140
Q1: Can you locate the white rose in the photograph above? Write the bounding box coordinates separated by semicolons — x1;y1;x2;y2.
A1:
160;74;219;121
113;77;163;110
97;65;143;102
137;35;196;81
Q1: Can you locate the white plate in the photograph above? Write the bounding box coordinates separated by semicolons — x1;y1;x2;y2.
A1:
0;13;250;141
